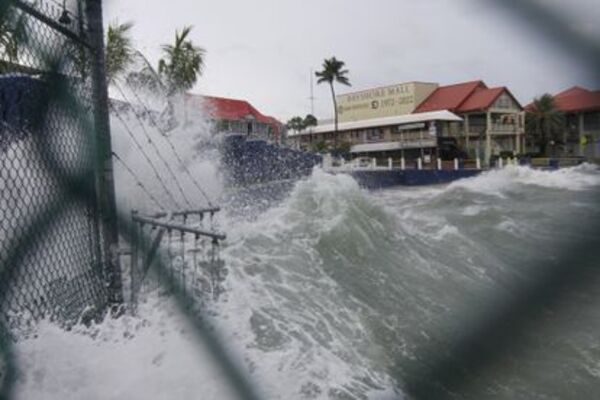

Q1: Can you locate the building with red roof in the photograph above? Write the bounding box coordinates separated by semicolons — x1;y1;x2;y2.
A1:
525;86;600;158
414;80;484;113
185;94;283;143
288;79;525;166
415;80;525;164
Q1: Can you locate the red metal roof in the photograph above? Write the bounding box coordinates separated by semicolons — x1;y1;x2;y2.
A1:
200;95;272;123
414;80;486;113
551;86;600;112
553;86;590;99
525;86;600;113
456;87;505;112
185;94;282;134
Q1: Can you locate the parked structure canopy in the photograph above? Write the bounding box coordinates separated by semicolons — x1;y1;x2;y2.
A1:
288;110;462;137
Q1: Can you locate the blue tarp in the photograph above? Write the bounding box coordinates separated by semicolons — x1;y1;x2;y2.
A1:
221;134;322;186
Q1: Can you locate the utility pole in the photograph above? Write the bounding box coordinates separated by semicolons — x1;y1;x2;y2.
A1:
309;68;315;116
85;0;123;307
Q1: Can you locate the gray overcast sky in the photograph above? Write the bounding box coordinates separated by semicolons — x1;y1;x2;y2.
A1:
103;0;600;122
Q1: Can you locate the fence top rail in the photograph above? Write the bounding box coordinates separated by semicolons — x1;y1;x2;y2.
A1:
148;207;221;219
132;214;226;241
8;0;91;49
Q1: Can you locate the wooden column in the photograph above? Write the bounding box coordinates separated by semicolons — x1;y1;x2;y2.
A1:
464;114;470;152
485;111;492;166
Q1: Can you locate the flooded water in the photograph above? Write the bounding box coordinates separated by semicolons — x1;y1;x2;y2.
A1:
11;163;600;399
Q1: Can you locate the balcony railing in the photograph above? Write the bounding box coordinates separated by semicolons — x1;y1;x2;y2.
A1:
491;124;518;134
467;124;519;135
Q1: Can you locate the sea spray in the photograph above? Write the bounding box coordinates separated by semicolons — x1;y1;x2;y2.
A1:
12;164;600;399
109;88;221;214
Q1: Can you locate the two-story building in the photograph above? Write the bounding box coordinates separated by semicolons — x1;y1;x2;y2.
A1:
292;110;463;165
288;80;524;165
414;80;525;164
184;94;283;143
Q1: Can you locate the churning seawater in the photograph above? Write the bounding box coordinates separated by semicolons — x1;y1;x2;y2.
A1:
12;164;600;400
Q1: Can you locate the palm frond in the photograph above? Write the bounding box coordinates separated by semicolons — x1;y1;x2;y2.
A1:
105;20;135;83
158;25;205;95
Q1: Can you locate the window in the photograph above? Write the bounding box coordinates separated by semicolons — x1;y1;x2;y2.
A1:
366;128;382;141
583;112;600;131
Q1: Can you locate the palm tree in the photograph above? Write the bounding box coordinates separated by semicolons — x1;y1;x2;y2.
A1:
286;116;305;133
105;21;135;83
526;94;564;156
158;26;205;95
315;57;350;149
303;114;317;128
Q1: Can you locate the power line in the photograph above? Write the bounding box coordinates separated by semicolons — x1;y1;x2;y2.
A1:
113;83;193;208
120;82;215;207
110;105;182;209
117;82;215;207
111;151;166;211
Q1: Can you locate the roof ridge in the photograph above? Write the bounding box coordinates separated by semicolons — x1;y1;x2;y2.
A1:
554;86;591;98
201;94;255;104
439;79;485;89
453;81;488;110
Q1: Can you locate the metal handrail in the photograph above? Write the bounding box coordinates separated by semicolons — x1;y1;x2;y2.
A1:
147;207;221;219
132;214;226;241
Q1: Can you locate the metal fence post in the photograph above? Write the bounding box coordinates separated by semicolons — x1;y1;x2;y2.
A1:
84;0;123;306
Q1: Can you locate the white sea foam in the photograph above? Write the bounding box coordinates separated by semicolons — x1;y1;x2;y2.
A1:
13;168;398;400
448;164;600;196
13;294;239;400
110;88;221;214
10;118;600;400
217;169;397;398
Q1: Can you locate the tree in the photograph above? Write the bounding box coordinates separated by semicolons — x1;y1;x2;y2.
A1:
158;26;205;95
312;140;327;153
303;114;317;128
315;57;350;149
525;94;564;156
286;116;305;132
105;21;135;83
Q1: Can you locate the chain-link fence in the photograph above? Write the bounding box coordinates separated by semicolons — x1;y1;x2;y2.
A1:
0;0;112;339
0;2;255;399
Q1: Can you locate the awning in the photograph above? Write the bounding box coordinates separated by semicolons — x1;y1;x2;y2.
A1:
288;110;462;137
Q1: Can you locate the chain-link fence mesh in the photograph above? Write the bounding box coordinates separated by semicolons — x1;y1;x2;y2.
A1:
0;0;109;340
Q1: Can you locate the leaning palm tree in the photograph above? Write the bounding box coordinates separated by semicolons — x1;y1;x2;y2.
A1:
315;57;350;149
158;26;205;95
526;94;564;156
105;21;135;83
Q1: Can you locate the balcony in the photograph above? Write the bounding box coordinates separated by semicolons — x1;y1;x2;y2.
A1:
467;124;519;136
491;123;518;134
